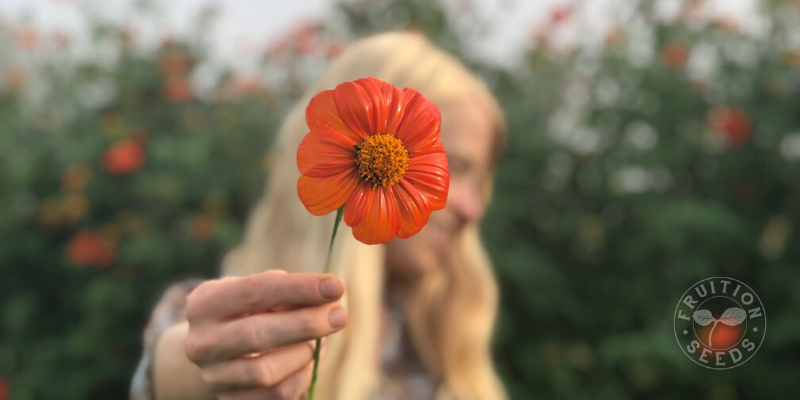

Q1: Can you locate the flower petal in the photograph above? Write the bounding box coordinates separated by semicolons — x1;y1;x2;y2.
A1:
395;180;432;239
345;182;402;244
306;90;365;142
334;78;406;138
403;147;449;210
344;182;371;227
297;129;357;178
396;88;441;153
297;169;359;216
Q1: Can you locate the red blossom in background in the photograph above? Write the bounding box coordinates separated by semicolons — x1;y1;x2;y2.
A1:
14;28;39;52
191;215;216;242
714;14;740;34
160;52;194;77
679;0;704;22
604;26;625;47
0;378;8;400
52;31;72;50
550;5;574;24
326;42;346;59
3;64;27;91
265;19;346;60
708;106;752;147
227;74;263;97
62;164;92;191
292;21;320;54
67;230;116;267
163;77;194;102
661;43;690;69
102;139;146;174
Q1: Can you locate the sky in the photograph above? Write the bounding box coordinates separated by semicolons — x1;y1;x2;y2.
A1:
0;0;756;69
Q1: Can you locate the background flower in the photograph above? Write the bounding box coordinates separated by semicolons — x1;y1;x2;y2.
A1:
66;229;116;268
708;106;752;147
101;139;146;174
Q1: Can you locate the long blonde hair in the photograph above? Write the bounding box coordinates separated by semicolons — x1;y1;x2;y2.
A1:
222;32;508;400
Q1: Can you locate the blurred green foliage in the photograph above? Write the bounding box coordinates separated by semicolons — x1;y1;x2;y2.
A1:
2;0;800;399
0;10;282;399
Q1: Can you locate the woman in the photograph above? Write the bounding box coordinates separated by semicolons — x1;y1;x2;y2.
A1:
132;32;508;400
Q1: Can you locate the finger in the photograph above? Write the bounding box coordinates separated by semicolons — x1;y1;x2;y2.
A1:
202;340;319;391
188;304;346;363
188;271;345;320
217;360;314;400
218;304;344;360
269;360;315;400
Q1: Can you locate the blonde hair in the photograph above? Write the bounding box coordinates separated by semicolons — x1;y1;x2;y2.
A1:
222;32;508;400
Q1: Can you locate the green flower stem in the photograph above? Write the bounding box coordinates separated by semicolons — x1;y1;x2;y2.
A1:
308;205;344;400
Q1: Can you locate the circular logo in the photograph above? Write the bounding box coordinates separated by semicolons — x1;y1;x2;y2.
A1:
674;277;766;369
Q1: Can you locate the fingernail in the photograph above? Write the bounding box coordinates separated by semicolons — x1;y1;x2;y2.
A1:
328;307;347;329
319;276;344;299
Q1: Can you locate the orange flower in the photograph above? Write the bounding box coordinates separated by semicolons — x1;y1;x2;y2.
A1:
713;15;740;34
297;77;449;244
326;43;346;59
604;26;625;47
67;229;115;267
37;198;62;227
61;192;90;222
163;77;194;102
52;30;71;50
3;64;27;91
100;112;126;136
708;106;751;147
62;164;92;191
661;43;689;69
159;52;194;77
14;28;39;52
102;139;145;174
0;377;8;400
226;74;262;97
191;215;216;242
550;5;574;24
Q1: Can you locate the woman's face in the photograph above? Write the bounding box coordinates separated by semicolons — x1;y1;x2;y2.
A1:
385;99;497;281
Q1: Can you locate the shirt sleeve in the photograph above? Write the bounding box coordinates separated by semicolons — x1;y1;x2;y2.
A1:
130;279;204;400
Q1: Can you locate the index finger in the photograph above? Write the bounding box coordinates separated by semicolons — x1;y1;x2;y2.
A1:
187;270;345;321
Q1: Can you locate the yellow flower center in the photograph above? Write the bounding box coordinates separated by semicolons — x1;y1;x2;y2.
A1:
355;133;409;188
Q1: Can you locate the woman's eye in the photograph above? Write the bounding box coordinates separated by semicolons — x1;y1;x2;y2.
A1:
447;156;468;174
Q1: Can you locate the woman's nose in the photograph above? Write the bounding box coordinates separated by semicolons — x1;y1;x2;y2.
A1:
449;180;484;224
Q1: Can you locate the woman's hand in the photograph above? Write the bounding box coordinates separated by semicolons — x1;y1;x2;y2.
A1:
183;270;347;400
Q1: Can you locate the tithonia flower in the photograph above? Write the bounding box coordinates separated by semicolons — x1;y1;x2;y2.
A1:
4;64;27;91
102;139;145;174
62;164;92;191
661;43;689;69
163;76;194;102
14;28;39;52
66;229;115;267
550;5;574;24
159;52;194;77
0;377;9;400
708;106;751;147
297;77;449;244
191;215;216;242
